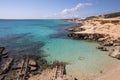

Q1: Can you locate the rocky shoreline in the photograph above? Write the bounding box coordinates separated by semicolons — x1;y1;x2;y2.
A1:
0;47;78;80
66;15;120;60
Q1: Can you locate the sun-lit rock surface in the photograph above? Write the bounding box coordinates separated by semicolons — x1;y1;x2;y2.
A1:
109;46;120;59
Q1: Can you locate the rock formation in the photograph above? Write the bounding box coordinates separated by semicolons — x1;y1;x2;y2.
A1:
96;45;108;51
66;15;120;60
109;46;120;59
29;65;77;80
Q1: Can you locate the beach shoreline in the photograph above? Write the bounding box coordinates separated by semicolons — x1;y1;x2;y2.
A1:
65;12;120;80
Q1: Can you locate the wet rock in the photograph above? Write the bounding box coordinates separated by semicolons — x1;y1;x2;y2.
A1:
109;46;120;59
74;27;86;32
28;59;38;72
113;43;120;46
0;47;8;58
0;57;14;74
0;47;5;53
29;59;37;67
96;45;108;51
97;45;104;49
12;59;24;70
1;50;8;58
0;75;5;80
29;66;37;71
66;28;75;32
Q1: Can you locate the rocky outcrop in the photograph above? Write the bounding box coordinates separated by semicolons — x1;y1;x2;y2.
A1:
29;65;77;80
0;47;8;58
0;57;13;74
66;27;85;32
0;47;78;80
96;45;108;51
68;32;105;40
67;31;120;47
28;59;38;71
109;46;120;59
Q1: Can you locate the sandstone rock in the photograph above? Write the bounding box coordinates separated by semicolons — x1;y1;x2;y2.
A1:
109;46;120;59
74;27;85;32
113;43;120;46
96;45;108;51
29;59;37;66
0;57;13;74
1;50;8;58
12;59;24;70
101;47;108;51
30;66;37;71
97;45;104;49
28;59;38;72
65;28;75;32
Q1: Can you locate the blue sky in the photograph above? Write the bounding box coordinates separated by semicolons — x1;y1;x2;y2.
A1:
0;0;120;19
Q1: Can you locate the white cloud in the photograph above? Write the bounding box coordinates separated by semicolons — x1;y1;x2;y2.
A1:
47;3;92;19
61;3;92;15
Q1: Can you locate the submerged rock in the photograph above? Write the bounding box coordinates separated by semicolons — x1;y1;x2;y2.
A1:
1;50;8;58
109;46;120;59
0;47;5;53
0;47;8;58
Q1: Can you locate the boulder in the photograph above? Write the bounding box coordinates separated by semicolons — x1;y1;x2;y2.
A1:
28;59;38;72
109;46;120;59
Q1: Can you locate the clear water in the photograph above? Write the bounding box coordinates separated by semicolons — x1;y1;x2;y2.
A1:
0;20;116;74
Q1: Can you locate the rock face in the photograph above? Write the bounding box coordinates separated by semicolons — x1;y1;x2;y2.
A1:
109;46;120;59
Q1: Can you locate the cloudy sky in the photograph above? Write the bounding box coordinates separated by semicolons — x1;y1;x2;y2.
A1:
0;0;120;19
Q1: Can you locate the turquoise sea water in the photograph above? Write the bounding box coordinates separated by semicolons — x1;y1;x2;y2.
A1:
0;20;116;74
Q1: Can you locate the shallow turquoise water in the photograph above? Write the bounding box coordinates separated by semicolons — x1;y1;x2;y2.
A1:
0;20;116;74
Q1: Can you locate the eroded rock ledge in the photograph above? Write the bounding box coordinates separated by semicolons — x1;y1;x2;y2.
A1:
66;16;120;59
0;47;77;80
29;61;77;80
68;31;120;47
